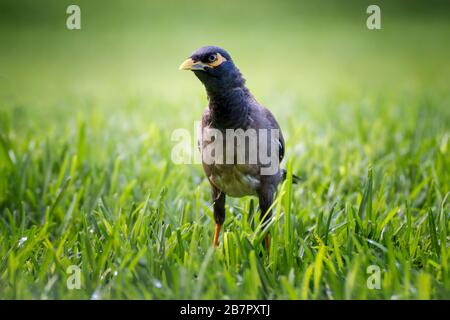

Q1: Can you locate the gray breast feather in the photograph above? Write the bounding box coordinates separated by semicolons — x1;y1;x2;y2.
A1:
209;165;260;197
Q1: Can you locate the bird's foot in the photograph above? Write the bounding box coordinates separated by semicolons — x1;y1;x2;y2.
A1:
213;224;221;247
264;234;270;254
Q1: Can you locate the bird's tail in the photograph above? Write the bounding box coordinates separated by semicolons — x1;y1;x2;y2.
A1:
281;169;303;184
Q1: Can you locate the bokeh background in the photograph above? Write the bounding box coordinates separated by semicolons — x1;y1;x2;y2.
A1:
0;0;449;299
2;0;449;109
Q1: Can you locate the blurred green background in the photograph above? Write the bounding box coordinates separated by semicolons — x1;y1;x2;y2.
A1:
1;0;449;106
1;0;449;156
0;0;449;299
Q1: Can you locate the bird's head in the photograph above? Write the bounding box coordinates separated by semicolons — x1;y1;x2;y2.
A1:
179;46;245;94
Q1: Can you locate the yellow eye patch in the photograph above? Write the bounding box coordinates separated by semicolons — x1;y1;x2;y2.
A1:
208;53;227;67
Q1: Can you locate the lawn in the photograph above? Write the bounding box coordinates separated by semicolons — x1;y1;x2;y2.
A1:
0;0;449;299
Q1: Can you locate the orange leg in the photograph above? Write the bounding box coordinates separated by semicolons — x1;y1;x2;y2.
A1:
264;234;270;253
213;224;222;247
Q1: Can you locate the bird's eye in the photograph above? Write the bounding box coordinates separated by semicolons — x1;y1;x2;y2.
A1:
208;54;217;62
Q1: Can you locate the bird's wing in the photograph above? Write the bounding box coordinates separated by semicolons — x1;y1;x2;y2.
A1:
260;106;285;163
278;135;285;163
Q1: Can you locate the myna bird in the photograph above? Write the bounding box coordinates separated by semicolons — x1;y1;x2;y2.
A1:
179;46;298;250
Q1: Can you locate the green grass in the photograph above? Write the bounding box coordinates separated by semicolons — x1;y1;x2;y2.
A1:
0;0;449;299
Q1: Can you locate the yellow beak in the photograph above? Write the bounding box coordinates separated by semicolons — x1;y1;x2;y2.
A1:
179;58;208;71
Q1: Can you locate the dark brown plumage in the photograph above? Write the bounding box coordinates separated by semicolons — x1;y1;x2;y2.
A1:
180;46;291;250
